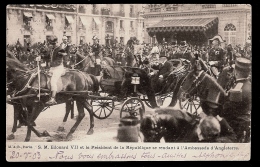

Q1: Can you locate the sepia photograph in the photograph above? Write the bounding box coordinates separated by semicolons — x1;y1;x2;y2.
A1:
6;4;251;161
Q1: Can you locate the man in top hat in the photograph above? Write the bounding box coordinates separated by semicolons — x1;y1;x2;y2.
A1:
176;41;195;63
45;35;67;105
92;35;101;76
223;57;251;142
168;41;178;60
207;36;226;74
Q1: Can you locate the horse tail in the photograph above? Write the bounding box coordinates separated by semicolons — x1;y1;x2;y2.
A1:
89;74;99;93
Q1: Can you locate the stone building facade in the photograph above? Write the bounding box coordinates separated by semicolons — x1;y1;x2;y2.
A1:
6;4;145;46
142;4;251;46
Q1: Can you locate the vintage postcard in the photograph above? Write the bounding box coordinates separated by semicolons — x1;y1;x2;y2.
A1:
6;4;251;161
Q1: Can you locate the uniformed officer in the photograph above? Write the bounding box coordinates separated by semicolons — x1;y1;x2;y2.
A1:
45;35;67;105
177;41;195;63
207;35;226;74
92;35;101;76
223;57;251;142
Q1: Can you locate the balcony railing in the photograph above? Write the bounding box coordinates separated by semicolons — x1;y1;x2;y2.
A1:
45;25;53;31
150;8;161;12
101;8;111;15
202;4;216;9
78;26;86;30
92;8;99;15
222;4;237;7
129;12;136;17
166;7;178;11
106;27;113;33
115;11;125;17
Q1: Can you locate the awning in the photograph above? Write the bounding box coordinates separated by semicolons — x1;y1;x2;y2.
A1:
46;14;55;20
79;16;88;26
65;15;74;24
147;17;218;33
93;17;101;25
23;12;33;18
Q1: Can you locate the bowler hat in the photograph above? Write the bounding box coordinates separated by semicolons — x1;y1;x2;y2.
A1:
179;41;187;47
235;57;251;72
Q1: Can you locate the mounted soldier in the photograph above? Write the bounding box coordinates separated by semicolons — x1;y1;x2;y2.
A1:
223;57;251;142
207;35;226;75
45;35;67;105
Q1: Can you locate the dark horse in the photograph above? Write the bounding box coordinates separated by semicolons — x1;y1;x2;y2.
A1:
178;63;228;117
140;108;199;142
6;54;99;141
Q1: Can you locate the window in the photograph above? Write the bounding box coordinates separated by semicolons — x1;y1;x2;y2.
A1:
106;21;113;32
92;19;98;30
120;4;124;11
80;36;85;44
120;20;123;29
224;23;236;45
130;5;134;13
79;5;85;13
120;37;124;44
130;21;133;29
67;36;71;43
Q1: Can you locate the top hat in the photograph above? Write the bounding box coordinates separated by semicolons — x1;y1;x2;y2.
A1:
235;57;251;72
209;35;225;43
179;41;187;47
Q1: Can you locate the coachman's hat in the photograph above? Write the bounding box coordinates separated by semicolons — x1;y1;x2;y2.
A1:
235;57;251;72
179;41;187;47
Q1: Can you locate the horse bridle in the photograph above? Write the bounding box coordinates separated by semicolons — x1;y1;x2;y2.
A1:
146;114;167;136
179;70;206;95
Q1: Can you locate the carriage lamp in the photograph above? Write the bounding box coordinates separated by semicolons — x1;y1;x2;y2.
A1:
131;73;140;85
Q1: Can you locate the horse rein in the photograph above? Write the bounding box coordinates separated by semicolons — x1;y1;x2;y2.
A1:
180;70;206;95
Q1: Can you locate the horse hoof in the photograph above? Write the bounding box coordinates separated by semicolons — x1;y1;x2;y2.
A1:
42;130;51;137
57;126;65;132
7;134;15;140
87;129;94;135
24;138;30;142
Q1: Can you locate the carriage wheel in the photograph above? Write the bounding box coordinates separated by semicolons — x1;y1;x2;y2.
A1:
120;97;145;121
91;99;114;119
179;91;201;116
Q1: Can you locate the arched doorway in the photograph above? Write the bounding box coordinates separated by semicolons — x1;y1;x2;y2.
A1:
224;23;236;45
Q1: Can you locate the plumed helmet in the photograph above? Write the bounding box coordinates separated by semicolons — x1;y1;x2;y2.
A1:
209;35;225;43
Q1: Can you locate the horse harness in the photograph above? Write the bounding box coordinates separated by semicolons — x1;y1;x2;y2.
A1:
180;70;207;95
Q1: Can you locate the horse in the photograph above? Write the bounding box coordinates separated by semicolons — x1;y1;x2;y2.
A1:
140;108;199;142
178;63;228;117
217;65;236;92
6;54;99;141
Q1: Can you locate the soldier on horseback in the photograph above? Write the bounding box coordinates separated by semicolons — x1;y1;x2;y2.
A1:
45;35;67;105
207;35;226;75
